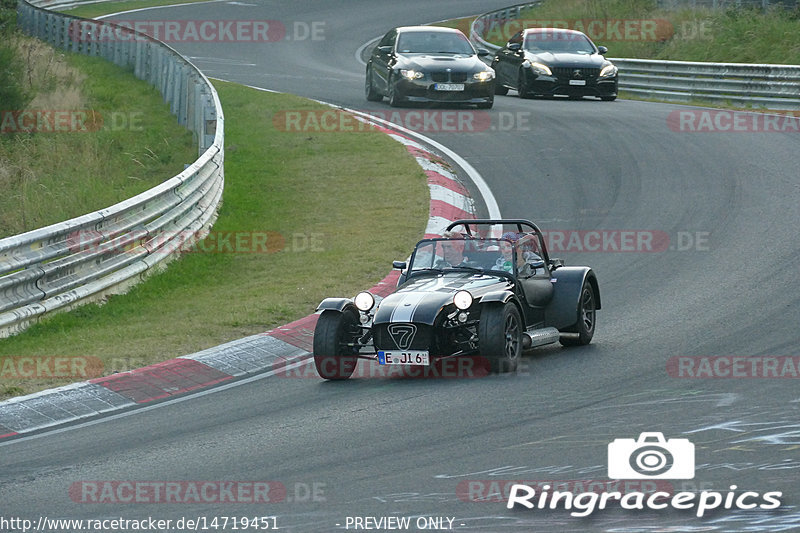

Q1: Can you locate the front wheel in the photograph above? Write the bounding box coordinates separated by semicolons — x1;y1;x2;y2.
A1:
387;75;404;107
479;302;522;373
559;282;597;346
517;69;533;99
365;68;382;102
600;95;617;101
476;97;494;109
313;310;360;379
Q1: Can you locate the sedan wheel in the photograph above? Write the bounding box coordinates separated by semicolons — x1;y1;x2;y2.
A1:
365;68;382;102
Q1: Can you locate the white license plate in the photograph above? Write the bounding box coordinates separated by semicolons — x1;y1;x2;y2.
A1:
569;79;586;86
434;83;465;91
378;350;430;365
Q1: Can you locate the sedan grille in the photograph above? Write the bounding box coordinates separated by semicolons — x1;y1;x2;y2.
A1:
430;71;468;83
552;67;600;81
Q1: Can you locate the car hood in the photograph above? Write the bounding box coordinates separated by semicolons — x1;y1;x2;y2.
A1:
373;272;511;326
397;53;487;72
527;51;607;68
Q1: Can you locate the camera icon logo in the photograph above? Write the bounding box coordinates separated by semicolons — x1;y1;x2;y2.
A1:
608;432;695;479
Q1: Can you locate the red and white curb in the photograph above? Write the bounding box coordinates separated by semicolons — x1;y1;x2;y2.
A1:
0;113;478;440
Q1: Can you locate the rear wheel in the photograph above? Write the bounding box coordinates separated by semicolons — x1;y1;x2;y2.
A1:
365;68;382;101
559;282;596;346
479;302;522;373
313;310;360;380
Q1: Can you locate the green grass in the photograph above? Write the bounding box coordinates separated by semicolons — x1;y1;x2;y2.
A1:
62;0;211;19
0;36;197;237
473;0;800;64
0;80;429;399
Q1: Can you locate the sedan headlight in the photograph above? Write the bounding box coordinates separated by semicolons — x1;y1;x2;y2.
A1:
453;290;473;310
524;60;552;76
473;70;495;82
400;69;424;80
599;64;618;78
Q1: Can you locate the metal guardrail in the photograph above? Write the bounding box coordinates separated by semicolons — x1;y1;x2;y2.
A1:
0;0;224;337
469;2;800;110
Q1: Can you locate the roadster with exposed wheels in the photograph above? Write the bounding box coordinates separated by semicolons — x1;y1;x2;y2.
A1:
312;219;600;380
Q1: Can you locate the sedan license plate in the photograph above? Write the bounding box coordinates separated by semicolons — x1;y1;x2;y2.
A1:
434;83;465;91
378;350;430;365
569;79;587;86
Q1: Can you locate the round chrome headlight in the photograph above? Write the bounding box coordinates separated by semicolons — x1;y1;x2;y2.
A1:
354;291;375;312
453;290;473;310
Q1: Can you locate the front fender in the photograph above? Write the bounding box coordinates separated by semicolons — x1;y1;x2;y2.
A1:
545;267;601;330
480;290;515;305
316;297;356;314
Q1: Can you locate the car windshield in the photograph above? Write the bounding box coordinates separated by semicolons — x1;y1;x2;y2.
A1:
524;31;596;54
410;238;522;274
396;31;475;55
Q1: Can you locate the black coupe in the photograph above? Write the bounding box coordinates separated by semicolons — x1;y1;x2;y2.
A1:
365;26;496;108
492;28;618;101
313;219;601;380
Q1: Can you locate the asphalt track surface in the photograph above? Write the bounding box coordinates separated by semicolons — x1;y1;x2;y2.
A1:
2;1;800;531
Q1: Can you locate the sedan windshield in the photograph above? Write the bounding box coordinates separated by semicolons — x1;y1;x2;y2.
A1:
524;31;596;54
397;31;475;55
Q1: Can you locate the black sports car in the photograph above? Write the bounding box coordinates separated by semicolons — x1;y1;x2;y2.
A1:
313;219;600;380
492;28;618;101
365;26;496;108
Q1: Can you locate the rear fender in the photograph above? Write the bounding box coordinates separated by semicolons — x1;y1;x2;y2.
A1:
545;267;600;330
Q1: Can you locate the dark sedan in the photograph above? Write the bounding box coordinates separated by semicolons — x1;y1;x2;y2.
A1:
365;26;496;108
492;28;618;101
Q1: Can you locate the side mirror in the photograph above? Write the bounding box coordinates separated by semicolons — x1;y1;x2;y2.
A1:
597;45;608;55
392;261;407;270
507;42;521;52
378;45;393;55
476;48;490;57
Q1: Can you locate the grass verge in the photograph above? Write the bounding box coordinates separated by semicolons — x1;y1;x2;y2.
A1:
449;0;800;64
61;0;212;19
0;80;429;399
0;34;197;237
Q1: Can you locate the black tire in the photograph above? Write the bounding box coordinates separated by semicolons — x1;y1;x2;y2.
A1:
517;69;533;99
313;310;360;380
479;302;522;373
600;95;617;101
387;75;404;107
365;68;382;102
477;97;493;109
494;84;509;96
559;282;597;346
